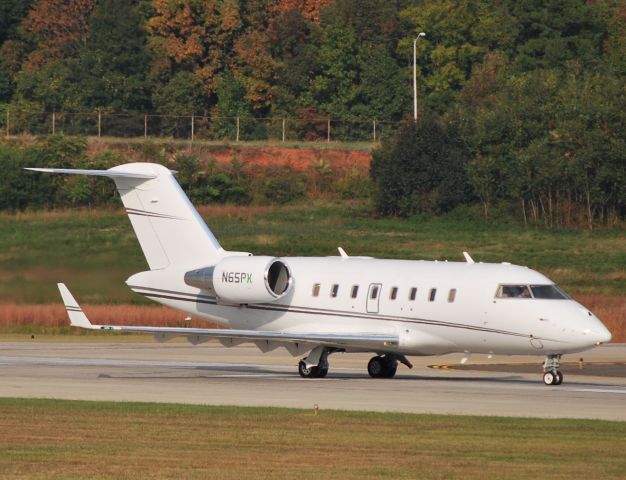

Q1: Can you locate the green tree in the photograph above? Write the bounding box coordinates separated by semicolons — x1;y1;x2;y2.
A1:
459;56;625;227
400;0;515;111
319;0;402;50
212;71;258;140
603;2;626;76
0;0;31;45
503;0;607;72
355;43;407;120
309;23;361;118
12;60;78;111
75;0;152;112
152;71;204;137
371;115;471;216
0;143;56;211
0;0;31;101
268;8;319;115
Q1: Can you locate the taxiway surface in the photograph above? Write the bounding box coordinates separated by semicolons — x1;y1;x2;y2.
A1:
1;341;624;420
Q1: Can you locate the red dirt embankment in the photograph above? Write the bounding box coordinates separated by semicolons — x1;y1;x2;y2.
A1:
206;146;371;174
103;140;373;175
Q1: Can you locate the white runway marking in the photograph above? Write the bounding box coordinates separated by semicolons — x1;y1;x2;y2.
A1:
572;388;626;395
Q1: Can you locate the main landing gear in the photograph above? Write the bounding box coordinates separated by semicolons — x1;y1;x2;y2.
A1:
298;359;328;378
543;354;563;386
298;346;331;378
367;355;397;378
367;354;412;379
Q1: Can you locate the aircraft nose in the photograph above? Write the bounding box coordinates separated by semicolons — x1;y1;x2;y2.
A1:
591;325;612;344
578;307;612;345
583;322;612;345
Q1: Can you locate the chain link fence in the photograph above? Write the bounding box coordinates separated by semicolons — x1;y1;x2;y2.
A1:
0;109;403;143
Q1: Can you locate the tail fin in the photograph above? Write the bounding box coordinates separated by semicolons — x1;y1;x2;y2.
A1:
27;163;225;270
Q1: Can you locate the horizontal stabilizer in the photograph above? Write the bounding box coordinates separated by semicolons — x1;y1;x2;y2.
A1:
25;167;156;180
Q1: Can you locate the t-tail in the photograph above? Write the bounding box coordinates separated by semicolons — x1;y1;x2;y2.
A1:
26;163;226;270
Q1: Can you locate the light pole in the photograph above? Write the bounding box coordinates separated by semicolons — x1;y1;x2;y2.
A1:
413;32;426;122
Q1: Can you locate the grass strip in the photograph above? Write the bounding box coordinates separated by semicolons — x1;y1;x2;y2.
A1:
1;202;625;304
0;398;625;479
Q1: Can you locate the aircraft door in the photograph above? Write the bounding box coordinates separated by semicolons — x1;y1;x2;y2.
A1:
366;283;382;313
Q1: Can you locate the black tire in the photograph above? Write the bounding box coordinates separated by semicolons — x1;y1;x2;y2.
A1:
555;370;563;385
368;356;385;378
383;361;398;378
318;368;329;378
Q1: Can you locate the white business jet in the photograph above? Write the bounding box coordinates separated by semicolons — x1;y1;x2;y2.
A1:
27;163;611;385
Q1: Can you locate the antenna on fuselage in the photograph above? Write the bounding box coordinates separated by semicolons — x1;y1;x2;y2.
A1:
462;251;475;264
338;247;349;259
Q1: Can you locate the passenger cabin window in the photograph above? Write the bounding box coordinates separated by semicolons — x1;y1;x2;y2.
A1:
351;285;359;298
390;287;398;300
370;286;379;299
312;283;320;297
429;288;437;302
409;287;417;301
330;284;339;298
448;288;457;303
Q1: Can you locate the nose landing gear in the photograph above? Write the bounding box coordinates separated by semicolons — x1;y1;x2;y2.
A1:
543;354;563;386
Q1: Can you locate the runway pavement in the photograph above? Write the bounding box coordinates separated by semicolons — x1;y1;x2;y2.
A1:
0;340;624;421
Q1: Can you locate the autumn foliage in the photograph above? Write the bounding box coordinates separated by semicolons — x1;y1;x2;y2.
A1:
21;0;96;68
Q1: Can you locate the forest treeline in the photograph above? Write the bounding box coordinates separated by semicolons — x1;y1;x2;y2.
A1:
0;0;624;226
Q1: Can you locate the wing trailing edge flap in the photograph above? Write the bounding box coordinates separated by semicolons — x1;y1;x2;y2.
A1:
57;283;399;351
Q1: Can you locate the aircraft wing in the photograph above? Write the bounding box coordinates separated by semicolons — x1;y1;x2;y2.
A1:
57;283;398;350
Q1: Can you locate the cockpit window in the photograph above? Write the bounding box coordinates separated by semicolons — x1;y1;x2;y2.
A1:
496;285;532;298
496;284;570;299
530;285;569;299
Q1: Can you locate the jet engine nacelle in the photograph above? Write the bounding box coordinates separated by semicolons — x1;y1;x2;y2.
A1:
184;256;292;304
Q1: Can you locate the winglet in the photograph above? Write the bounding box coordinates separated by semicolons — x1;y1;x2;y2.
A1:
57;283;97;329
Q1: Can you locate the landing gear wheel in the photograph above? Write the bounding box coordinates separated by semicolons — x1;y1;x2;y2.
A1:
555;370;563;385
383;362;398;379
298;347;334;378
543;371;555;386
299;360;320;378
543;370;563;386
368;356;397;378
542;354;564;386
367;356;385;378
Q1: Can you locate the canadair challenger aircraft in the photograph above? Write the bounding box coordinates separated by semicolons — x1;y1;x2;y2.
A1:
27;163;611;386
